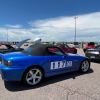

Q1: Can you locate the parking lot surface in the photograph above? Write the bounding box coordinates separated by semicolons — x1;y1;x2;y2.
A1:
0;49;100;100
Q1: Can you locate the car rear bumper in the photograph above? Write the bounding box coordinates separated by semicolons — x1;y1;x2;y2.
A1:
85;53;100;60
0;64;24;81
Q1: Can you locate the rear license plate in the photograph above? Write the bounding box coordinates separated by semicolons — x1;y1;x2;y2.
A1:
90;56;95;59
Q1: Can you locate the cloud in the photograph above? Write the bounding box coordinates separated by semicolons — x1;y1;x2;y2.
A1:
29;12;100;42
30;12;100;41
0;28;42;41
5;24;22;28
0;12;100;42
0;26;47;41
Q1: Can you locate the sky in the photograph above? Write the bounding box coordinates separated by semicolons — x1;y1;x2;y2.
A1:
0;0;100;42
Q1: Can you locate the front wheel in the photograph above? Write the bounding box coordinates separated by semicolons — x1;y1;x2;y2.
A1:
80;60;90;73
23;67;43;86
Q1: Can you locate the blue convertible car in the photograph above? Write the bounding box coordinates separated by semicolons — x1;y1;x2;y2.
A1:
0;41;90;86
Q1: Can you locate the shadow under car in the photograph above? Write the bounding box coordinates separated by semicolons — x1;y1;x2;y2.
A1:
4;68;94;92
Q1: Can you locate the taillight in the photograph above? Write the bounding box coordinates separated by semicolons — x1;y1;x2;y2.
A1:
3;60;12;66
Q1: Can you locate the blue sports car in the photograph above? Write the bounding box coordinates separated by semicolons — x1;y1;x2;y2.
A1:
0;41;90;86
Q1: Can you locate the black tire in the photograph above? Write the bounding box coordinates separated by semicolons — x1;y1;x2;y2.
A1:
79;60;90;73
22;67;43;86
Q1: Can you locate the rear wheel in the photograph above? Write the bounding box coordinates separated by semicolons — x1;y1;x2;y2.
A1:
80;60;90;73
23;67;43;86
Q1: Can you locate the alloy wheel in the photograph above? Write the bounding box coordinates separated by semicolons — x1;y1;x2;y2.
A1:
25;68;42;85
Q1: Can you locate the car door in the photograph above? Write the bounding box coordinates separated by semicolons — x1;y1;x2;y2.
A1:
64;55;80;72
46;47;73;76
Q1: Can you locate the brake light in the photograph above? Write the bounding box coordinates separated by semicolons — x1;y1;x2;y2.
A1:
3;60;12;66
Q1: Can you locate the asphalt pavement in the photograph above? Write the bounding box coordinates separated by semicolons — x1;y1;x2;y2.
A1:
0;49;100;100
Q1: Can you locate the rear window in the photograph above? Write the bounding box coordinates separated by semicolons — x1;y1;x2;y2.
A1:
88;42;95;46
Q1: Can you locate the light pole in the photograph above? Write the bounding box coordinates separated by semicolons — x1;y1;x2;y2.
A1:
74;16;78;43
